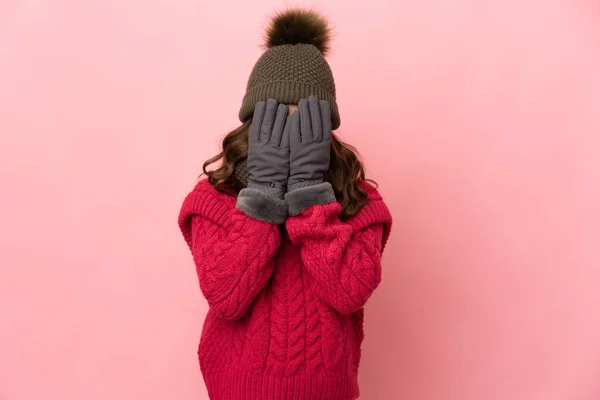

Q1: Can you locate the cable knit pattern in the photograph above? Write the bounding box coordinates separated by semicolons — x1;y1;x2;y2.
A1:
285;183;392;315
179;179;392;400
284;254;307;377
267;251;288;375
304;274;325;376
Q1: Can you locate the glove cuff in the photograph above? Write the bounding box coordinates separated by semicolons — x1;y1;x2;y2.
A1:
285;182;337;217
236;188;288;225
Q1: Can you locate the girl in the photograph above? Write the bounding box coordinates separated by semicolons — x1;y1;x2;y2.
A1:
179;9;392;400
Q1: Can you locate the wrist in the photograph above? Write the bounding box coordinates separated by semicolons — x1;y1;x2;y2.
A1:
287;178;324;193
247;180;285;199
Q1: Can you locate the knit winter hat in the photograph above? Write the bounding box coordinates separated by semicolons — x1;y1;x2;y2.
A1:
239;9;340;130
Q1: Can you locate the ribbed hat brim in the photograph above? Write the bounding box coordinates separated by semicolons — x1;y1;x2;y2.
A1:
239;81;341;130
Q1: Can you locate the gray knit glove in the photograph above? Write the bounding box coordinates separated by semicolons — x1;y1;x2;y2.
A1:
236;99;290;224
286;95;337;216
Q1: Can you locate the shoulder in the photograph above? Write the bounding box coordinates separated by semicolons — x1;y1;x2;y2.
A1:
178;178;236;228
349;180;392;239
188;178;236;203
189;178;228;195
358;180;383;202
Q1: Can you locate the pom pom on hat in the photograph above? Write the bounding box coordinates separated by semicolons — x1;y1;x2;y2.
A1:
264;9;331;55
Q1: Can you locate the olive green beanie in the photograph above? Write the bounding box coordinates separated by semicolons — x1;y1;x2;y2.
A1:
239;9;340;130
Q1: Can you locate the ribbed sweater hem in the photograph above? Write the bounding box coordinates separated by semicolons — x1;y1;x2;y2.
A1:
203;369;358;400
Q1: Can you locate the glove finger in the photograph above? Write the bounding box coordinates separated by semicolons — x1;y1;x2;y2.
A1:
260;99;278;142
319;100;332;141
298;98;312;143
281;115;292;150
308;95;322;141
250;101;266;142
289;109;301;148
271;103;288;147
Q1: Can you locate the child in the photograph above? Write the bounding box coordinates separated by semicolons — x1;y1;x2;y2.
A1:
179;9;392;400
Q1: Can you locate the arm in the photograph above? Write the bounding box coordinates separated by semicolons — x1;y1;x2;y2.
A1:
179;184;281;320
284;96;392;314
285;185;392;314
178;99;292;319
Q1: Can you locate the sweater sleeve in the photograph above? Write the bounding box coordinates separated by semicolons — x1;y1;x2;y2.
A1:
285;186;392;315
179;181;280;320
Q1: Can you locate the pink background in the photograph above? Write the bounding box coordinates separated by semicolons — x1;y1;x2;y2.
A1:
1;1;599;399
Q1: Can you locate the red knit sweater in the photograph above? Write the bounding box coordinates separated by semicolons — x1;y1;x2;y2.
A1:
178;179;392;400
